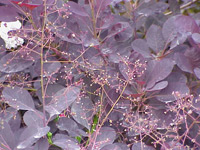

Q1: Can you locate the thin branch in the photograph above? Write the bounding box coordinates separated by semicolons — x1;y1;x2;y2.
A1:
165;0;198;15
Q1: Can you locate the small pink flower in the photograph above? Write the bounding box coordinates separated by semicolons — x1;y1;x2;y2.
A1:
59;113;66;117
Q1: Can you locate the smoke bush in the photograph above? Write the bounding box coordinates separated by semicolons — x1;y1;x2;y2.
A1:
0;0;200;149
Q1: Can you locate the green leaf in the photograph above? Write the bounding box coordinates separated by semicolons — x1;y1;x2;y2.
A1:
54;115;59;123
47;132;53;145
75;136;82;143
91;114;99;134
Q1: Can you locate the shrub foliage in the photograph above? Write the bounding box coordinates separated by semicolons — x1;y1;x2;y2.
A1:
0;0;200;149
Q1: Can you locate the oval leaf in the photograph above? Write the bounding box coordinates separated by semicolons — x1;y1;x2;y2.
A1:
57;118;87;137
194;67;200;79
101;144;122;150
162;15;199;48
68;1;89;16
53;134;80;150
0;51;34;73
145;58;175;89
131;39;151;58
17;125;50;149
192;33;200;44
131;142;155;150
45;86;80;117
146;24;165;53
71;97;94;129
0;120;15;150
2;86;35;111
23;110;44;127
156;71;189;103
92;127;116;150
147;81;168;91
0;6;19;22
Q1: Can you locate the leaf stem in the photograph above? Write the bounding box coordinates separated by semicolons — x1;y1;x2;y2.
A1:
89;0;97;38
40;0;47;127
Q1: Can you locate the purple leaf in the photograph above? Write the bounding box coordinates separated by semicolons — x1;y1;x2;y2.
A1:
107;22;133;42
45;86;80;117
0;107;21;132
156;71;189;103
95;0;112;12
119;51;147;84
2;86;35;111
162;15;199;48
57;118;87;137
147;81;168;91
0;51;34;73
192;33;200;44
8;111;21;132
36;84;64;104
194;68;200;79
162;16;177;44
71;97;94;129
81;47;105;70
131;39;151;58
174;15;199;33
53;134;80;150
179;114;200;147
146;24;165;53
0;37;5;49
46;0;55;5
145;58;175;89
34;57;61;76
168;0;180;15
98;13;115;29
0;6;19;21
32;138;49;150
0;107;17;123
131;142;155;150
118;61;130;81
184;47;200;68
107;108;125;122
0;120;16;150
106;89;131;109
114;143;129;150
91;127;116;150
161;141;187;150
0;72;7;83
0;0;11;4
17;125;50;149
23;110;44;127
47;7;92;45
43;61;61;76
148;99;166;110
104;40;132;63
101;144;122;150
150;109;176;129
106;66;124;90
145;14;167;31
81;33;99;47
68;1;89;16
173;52;193;73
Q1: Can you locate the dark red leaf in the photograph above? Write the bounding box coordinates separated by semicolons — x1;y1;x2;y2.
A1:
130;93;143;98
136;80;146;86
11;1;40;10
